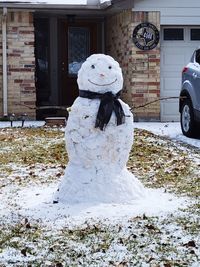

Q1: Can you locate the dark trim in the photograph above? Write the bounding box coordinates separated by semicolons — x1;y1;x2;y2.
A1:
179;91;200;122
179;90;191;113
194;108;200;122
111;0;134;9
49;16;59;105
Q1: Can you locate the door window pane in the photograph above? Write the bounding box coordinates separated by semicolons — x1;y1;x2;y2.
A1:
191;29;200;40
68;27;90;75
163;28;184;40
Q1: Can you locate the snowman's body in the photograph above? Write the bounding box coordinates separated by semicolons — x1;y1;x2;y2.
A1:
55;54;145;204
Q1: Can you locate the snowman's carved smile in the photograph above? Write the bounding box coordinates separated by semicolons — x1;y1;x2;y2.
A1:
88;78;117;86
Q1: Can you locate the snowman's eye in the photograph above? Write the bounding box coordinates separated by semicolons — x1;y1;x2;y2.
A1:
108;66;112;69
91;64;95;69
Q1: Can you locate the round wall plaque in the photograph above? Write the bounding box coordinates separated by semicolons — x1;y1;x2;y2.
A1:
132;22;160;50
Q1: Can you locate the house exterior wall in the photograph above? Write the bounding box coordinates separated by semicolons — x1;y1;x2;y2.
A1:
106;10;160;121
0;8;161;121
0;11;36;119
0;29;2;115
134;0;200;25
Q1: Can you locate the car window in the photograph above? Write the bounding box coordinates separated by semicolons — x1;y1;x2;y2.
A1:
195;50;200;64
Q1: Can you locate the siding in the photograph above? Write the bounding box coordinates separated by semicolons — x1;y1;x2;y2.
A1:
134;0;200;25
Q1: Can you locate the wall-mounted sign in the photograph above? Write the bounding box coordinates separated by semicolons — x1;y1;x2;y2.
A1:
132;22;159;50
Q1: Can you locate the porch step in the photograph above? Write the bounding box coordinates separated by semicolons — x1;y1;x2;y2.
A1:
37;106;69;120
45;117;66;127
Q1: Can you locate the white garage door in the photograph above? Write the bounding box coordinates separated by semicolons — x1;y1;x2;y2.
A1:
161;26;200;121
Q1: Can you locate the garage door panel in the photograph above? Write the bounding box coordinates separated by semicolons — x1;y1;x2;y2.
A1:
161;26;200;122
163;77;181;94
161;100;180;121
162;53;185;67
162;71;182;78
161;78;181;98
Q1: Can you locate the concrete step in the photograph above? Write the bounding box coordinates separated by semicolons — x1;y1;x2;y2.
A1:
45;117;66;127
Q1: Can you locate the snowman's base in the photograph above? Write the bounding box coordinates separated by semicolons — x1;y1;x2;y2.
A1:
54;164;146;204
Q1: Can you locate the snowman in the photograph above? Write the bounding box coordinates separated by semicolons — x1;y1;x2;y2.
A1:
55;54;145;204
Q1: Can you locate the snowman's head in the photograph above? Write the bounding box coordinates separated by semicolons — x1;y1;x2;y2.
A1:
77;54;123;94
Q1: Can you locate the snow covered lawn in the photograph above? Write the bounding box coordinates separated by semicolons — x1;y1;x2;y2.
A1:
0;123;199;266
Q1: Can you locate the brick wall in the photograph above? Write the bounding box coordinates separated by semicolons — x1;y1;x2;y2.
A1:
105;10;160;121
0;11;36;119
0;17;2;114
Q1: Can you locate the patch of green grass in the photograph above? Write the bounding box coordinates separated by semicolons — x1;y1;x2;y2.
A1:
0;127;199;195
0;128;67;165
0;219;42;253
0;215;199;266
129;129;200;197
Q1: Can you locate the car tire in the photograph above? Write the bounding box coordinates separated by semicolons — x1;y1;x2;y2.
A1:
180;99;199;138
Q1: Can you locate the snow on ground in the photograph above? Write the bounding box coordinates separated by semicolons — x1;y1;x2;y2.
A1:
0;120;196;227
0;183;188;229
135;122;200;148
1;120;199;148
0;121;199;266
0;120;45;128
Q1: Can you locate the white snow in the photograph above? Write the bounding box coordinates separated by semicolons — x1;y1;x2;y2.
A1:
0;120;199;148
1;0;87;5
0;119;199;265
135;122;200;148
0;0;111;5
0;120;45;128
100;0;110;3
1;57;195;229
0;56;195;228
0;182;188;229
55;54;146;204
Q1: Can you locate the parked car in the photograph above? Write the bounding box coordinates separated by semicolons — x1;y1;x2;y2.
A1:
179;48;200;137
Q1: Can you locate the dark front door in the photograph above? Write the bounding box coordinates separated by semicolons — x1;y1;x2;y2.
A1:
59;20;99;107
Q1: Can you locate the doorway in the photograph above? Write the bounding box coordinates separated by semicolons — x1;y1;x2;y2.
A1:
58;19;101;107
35;16;103;119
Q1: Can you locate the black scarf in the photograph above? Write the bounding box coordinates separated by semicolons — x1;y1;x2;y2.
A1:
79;90;125;131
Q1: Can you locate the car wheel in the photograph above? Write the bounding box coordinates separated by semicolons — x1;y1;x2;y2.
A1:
180;99;198;138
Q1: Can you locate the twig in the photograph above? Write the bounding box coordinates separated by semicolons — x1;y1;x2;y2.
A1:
131;96;186;110
16;104;68;110
17;96;187;111
17;103;36;110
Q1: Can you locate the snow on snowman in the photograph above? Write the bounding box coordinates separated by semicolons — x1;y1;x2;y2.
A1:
54;54;146;204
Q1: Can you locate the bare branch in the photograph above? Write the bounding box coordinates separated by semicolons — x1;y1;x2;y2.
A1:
16;96;187;113
131;96;186;111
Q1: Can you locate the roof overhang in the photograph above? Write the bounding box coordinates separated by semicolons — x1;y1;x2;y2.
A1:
0;0;112;10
